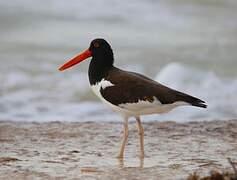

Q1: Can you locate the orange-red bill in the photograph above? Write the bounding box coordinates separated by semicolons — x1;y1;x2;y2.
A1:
58;49;92;71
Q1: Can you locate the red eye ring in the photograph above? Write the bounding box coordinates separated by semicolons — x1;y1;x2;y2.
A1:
94;42;100;48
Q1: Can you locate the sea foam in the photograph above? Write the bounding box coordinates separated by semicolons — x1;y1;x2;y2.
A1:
1;63;236;122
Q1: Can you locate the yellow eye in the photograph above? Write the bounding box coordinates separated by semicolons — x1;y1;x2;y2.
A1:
94;42;100;48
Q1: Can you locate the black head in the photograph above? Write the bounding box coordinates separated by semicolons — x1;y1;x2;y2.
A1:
89;38;114;67
58;38;114;74
58;38;115;85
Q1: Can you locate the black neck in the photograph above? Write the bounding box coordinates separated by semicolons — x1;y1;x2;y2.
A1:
88;56;114;85
88;45;114;85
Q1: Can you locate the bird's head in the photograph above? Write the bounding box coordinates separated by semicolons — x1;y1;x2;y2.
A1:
59;38;114;71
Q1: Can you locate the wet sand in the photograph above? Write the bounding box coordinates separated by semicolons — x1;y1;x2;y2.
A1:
0;120;236;179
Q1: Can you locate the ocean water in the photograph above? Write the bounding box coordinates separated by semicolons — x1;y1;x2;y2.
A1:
0;0;237;122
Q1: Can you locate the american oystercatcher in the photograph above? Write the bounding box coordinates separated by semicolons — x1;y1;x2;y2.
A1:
59;38;207;159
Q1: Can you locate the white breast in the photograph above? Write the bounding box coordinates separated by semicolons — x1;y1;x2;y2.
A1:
91;79;133;116
91;79;114;99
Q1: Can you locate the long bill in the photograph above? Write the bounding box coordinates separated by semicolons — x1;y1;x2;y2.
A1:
58;49;92;71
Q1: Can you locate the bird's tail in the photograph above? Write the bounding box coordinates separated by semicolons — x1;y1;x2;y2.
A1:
176;91;207;108
191;99;207;108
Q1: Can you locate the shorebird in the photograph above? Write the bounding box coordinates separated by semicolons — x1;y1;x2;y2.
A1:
59;38;207;159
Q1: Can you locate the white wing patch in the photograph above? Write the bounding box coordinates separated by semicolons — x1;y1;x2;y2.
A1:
119;99;190;115
99;79;114;89
91;79;132;116
119;97;161;111
91;79;114;99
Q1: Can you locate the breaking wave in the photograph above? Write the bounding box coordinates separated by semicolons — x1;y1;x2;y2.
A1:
1;63;236;122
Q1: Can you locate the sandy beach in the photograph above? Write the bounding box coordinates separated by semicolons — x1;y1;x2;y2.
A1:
0;120;236;179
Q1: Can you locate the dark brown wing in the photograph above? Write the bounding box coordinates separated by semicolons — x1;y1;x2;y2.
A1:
100;67;207;108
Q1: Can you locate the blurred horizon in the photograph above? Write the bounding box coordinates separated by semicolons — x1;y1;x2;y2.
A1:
0;0;237;122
